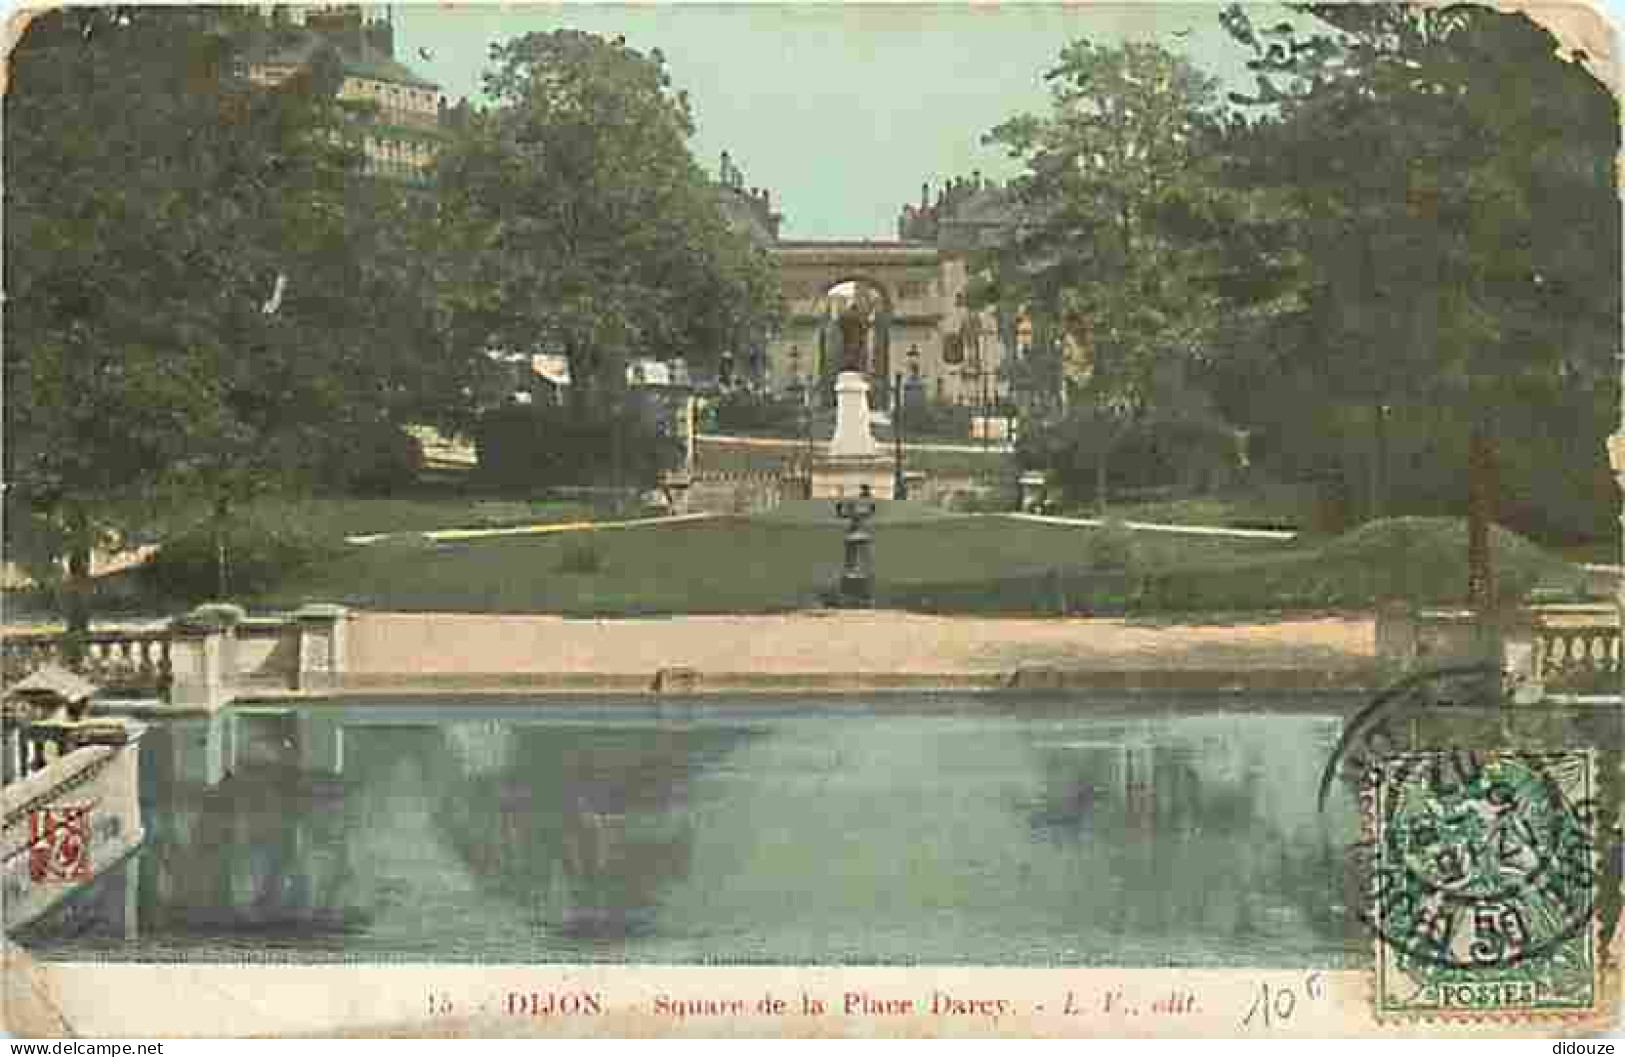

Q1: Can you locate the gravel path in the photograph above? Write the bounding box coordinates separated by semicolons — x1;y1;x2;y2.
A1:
349;610;1376;676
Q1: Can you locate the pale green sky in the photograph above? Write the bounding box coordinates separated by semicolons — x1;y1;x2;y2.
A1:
393;3;1266;240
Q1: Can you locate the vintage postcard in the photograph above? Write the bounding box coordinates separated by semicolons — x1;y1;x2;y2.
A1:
3;0;1623;1039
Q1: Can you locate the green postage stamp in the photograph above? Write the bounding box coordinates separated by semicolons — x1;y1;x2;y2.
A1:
1368;751;1603;1021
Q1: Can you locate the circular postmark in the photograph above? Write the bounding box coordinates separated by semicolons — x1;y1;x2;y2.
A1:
1316;664;1616;1015
1360;751;1598;974
1316;662;1503;814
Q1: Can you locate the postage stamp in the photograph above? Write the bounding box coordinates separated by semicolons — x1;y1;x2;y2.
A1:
1364;751;1602;1020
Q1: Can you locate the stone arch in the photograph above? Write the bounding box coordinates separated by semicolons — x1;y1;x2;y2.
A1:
768;242;951;414
814;275;894;408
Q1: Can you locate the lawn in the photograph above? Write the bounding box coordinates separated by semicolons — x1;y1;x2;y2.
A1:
1556;540;1621;566
1094;484;1323;534
24;502;1586;621
248;512;1589;618
1;495;612;620
256;513;1285;616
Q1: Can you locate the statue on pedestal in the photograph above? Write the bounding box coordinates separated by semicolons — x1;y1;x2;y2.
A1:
824;298;883;464
838;302;870;375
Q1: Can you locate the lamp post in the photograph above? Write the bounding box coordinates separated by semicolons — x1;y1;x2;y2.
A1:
908;345;926;425
802;366;815;497
893;371;906;500
833;485;877;607
789;345;813;495
906;343;922;409
982;363;992;453
981;335;994;452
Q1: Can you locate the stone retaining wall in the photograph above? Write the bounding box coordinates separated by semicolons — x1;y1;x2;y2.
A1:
290;610;1383;698
664;469;1016;514
1;730;145;932
675;471;796;514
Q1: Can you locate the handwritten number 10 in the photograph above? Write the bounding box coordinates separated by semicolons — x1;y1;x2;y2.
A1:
1242;974;1323;1029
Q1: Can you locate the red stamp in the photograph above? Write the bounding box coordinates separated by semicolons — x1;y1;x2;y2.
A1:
29;805;91;883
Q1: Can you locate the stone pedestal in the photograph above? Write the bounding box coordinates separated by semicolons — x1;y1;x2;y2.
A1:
811;458;896;500
829;372;878;459
811;372;896;499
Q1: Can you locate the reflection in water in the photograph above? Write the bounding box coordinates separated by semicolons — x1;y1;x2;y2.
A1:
1018;716;1361;959
429;720;750;948
138;712;371;952
20;699;1366;965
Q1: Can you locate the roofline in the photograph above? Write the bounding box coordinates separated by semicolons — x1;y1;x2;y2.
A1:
344;67;441;91
775;240;935;250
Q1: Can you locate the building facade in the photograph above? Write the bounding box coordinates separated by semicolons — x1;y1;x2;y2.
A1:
758;178;1031;417
244;6;443;185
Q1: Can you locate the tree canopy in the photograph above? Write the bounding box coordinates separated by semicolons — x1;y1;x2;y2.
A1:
1220;4;1619;602
5;8;478;621
976;41;1258;507
964;9;1617;576
434;29;783;413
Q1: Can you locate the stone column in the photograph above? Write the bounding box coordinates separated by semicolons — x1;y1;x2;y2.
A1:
1374;599;1418;671
1499;606;1544;705
294;603;351;693
167;608;238;711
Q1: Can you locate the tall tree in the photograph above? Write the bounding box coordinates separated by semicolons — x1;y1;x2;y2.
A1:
7;8;275;633
6;8;475;625
978;41;1249;508
1223;5;1620;610
435;30;781;417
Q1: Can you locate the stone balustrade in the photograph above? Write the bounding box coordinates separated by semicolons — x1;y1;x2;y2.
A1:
1375;599;1620;700
6;715;136;786
84;633;173;692
0;635;56;683
1534;606;1621;693
2;630;172;695
2;604;352;712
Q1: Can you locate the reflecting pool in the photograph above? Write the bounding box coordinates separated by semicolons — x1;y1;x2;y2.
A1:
19;695;1367;965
